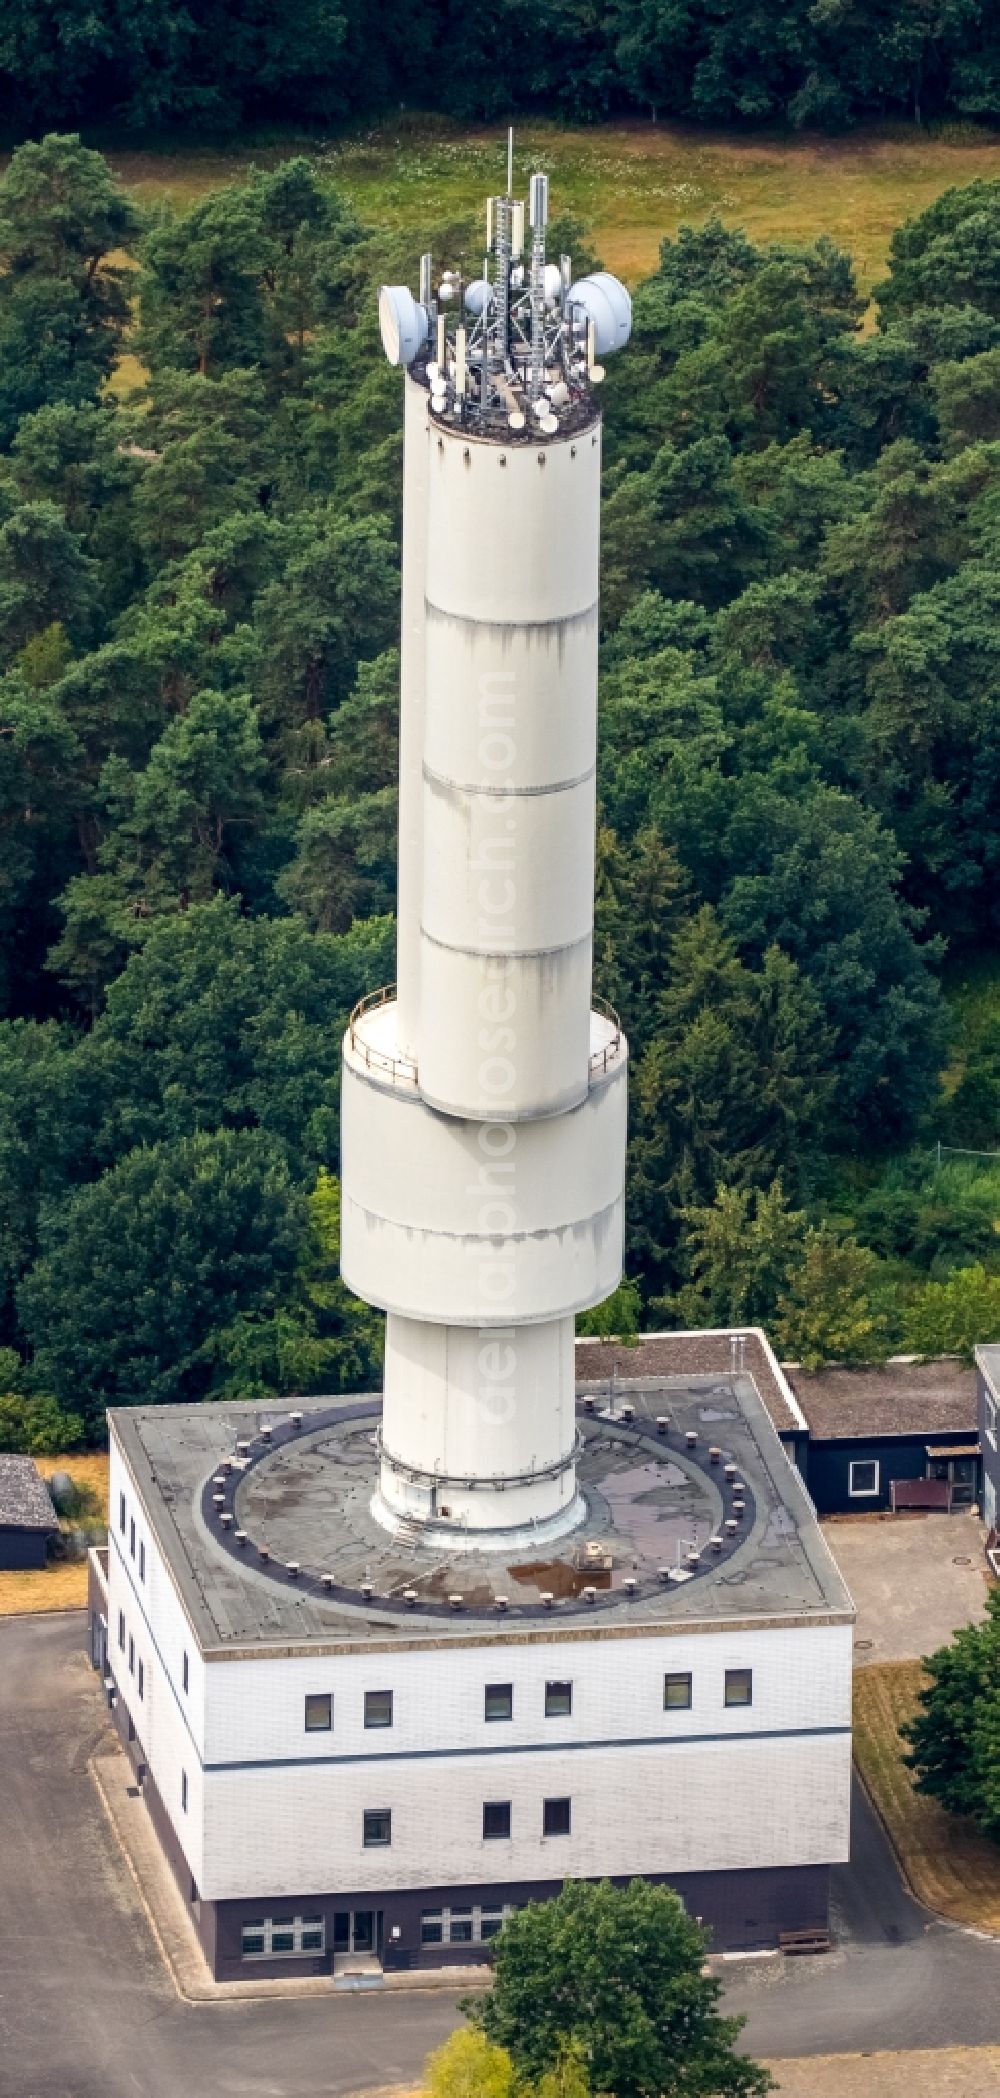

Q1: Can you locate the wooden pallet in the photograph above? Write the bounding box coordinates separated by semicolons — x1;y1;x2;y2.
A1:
779;1927;831;1956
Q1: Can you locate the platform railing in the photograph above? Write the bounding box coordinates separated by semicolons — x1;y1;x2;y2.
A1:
589;994;624;1077
347;984;418;1084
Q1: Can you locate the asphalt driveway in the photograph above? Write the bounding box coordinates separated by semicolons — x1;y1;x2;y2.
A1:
2;1613;1000;2098
821;1512;989;1664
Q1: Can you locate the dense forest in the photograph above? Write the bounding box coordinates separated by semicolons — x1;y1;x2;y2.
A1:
0;132;999;1450
5;0;1000;133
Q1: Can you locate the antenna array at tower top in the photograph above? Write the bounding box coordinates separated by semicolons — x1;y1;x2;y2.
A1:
378;139;632;440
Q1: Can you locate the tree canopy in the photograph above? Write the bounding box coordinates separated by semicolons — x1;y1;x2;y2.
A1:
3;2;1000;130
471;1877;771;2098
904;1587;1000;1839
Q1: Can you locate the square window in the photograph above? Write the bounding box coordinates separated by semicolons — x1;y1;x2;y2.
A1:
483;1799;512;1840
300;1919;324;1952
449;1908;474;1944
118;1610;125;1651
138;1659;144;1701
363;1808;391;1848
241;1924;266;1957
129;1517;136;1560
182;1651;189;1694
849;1459;879;1497
479;1909;506;1941
305;1693;333;1733
545;1680;572;1718
485;1682;513;1722
664;1672;693;1711
119;1492;126;1536
724;1669;753;1708
181;1770;188;1813
365;1689;393;1729
543;1796;571;1837
421;1910;444;1945
139;1541;145;1582
270;1925;295;1954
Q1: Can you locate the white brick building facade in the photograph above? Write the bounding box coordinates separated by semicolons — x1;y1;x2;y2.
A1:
96;1378;854;1980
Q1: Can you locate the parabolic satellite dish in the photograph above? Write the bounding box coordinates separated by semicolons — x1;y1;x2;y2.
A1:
379;285;430;367
567;273;632;357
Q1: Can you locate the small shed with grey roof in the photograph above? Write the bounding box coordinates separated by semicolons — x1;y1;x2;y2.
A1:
0;1454;57;1568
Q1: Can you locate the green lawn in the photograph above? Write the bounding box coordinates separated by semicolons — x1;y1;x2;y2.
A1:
91;113;1000;292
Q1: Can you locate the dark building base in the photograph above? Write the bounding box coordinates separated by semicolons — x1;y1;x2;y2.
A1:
210;1862;830;1981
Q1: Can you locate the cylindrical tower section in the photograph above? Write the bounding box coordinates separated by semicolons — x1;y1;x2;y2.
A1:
341;1018;627;1326
395;376;430;1062
351;215;633;1547
375;1311;581;1541
418;421;601;1120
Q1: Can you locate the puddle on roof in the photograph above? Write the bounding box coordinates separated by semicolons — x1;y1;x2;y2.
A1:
509;1557;612;1599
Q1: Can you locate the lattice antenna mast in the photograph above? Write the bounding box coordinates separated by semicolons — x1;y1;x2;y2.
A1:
376;143;631;440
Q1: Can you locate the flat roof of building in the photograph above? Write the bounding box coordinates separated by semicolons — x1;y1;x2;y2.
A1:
786;1358;976;1441
111;1373;852;1658
576;1331;804;1435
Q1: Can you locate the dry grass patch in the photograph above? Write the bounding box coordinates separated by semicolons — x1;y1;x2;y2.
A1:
767;2049;1000;2097
854;1659;1000;1931
26;116;1000;294
35;1450;110;1523
0;1559;89;1613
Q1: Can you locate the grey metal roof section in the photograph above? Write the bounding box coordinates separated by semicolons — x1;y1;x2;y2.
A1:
977;1344;1000;1402
0;1454;57;1532
790;1357;976;1440
111;1377;853;1658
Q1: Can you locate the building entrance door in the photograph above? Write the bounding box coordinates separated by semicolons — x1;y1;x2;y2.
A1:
927;1454;978;1508
333;1910;383;1964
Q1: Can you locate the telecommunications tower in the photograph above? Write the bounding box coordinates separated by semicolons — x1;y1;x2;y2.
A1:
341;145;632;1547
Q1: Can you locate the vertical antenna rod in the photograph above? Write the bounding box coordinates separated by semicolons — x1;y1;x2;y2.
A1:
529;171;548;403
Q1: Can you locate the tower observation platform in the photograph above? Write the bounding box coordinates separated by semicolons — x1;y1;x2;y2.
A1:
340;158;635;1547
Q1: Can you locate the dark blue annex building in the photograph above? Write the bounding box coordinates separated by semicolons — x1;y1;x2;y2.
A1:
787;1358;980;1517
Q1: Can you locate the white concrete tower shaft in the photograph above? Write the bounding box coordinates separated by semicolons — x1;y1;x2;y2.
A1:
341;180;631;1545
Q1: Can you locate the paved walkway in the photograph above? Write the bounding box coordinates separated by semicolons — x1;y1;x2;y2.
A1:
3;1614;1000;2098
821;1512;988;1663
92;1744;487;2002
